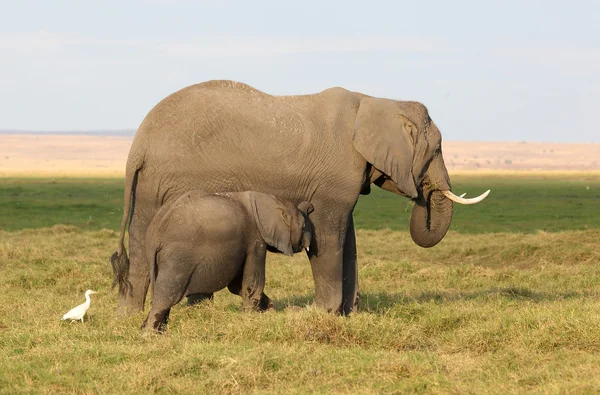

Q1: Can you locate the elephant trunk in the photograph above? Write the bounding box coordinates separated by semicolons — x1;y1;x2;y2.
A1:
409;187;453;248
302;231;312;251
407;151;491;247
408;151;455;248
297;200;314;252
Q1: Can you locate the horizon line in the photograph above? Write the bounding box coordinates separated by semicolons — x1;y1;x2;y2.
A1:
0;129;598;144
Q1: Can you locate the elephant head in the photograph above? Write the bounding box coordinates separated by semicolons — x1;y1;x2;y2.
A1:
352;98;489;248
251;193;314;256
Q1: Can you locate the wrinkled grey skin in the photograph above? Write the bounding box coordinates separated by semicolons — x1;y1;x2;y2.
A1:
140;190;313;332
111;80;454;316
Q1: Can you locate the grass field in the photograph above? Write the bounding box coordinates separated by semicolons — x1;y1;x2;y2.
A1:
1;174;600;393
2;173;599;233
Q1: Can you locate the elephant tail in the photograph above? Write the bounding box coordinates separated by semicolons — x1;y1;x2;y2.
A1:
111;149;144;297
111;247;131;297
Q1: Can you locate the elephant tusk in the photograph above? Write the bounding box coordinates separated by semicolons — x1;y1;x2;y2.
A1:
441;189;490;204
306;246;310;253
459;193;466;198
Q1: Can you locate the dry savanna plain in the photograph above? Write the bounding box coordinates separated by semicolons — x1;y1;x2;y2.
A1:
1;134;600;393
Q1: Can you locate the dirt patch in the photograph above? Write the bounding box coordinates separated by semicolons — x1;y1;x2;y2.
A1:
0;134;131;177
1;134;598;176
444;141;600;172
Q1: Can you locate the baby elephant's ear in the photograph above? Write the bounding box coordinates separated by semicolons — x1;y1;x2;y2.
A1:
251;194;294;256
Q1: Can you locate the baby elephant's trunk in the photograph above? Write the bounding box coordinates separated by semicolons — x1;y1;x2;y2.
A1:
110;242;132;297
297;201;314;251
302;231;312;251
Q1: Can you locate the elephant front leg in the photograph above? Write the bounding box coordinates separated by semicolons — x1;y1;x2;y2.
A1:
308;240;344;314
239;246;274;312
342;217;359;314
228;264;273;312
307;210;356;315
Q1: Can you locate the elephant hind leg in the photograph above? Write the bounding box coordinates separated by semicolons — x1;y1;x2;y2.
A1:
143;284;182;333
117;214;150;315
142;254;191;332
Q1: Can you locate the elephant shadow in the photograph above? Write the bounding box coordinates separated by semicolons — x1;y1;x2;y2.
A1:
360;287;585;314
224;287;585;315
222;295;315;312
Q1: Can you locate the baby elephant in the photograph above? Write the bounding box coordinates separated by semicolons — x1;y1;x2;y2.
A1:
142;190;313;332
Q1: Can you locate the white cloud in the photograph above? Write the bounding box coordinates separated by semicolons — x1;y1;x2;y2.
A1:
151;36;438;58
0;31;86;52
0;31;438;58
149;0;214;4
491;44;600;71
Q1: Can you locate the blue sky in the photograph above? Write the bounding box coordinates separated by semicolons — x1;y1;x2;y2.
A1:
1;0;598;142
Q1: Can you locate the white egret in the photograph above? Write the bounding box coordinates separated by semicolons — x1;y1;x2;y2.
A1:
61;290;97;323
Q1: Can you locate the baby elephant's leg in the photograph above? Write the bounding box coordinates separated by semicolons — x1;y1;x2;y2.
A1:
228;272;273;312
240;246;274;312
142;254;191;332
142;304;171;332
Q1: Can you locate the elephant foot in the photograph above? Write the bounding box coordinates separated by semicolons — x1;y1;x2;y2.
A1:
258;293;275;312
353;292;361;313
345;292;360;315
313;295;344;315
242;293;275;312
313;291;360;316
141;309;170;333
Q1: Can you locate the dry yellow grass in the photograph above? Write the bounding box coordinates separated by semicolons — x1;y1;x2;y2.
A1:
1;226;600;393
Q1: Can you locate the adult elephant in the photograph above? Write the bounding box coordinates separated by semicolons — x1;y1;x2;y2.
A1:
111;80;489;315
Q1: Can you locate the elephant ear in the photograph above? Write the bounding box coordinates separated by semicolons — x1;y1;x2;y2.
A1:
251;193;294;256
352;97;419;198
